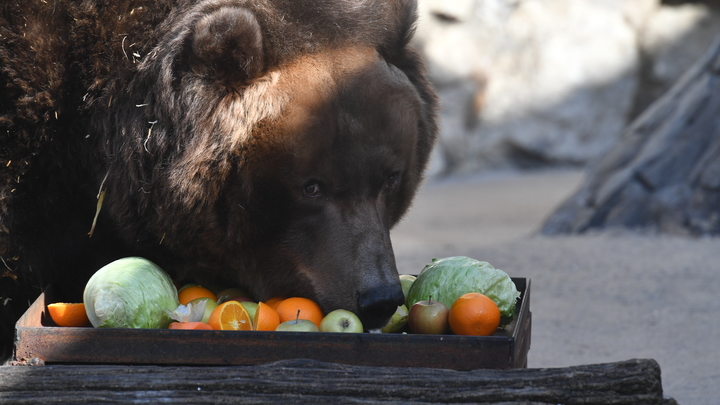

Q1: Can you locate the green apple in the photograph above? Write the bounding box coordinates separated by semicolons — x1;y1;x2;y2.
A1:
380;304;409;333
408;297;449;334
216;287;250;304
240;301;258;321
275;319;319;332
188;297;218;323
399;274;416;300
319;309;364;333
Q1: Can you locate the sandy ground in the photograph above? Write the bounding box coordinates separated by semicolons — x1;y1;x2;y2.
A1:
391;169;720;405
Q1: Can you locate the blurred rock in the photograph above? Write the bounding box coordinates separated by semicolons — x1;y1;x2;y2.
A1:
632;2;720;116
414;0;720;175
541;36;720;236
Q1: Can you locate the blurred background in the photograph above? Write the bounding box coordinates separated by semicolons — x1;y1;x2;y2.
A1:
413;0;720;175
391;1;720;404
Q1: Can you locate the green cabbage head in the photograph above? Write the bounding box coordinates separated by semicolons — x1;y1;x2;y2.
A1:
405;256;520;318
83;257;179;328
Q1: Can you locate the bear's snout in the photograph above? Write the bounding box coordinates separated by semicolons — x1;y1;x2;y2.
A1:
356;284;405;329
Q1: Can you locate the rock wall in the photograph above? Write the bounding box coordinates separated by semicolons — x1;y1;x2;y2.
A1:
415;0;720;175
540;35;720;236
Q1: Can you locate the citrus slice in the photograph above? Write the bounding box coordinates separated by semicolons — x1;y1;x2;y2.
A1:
168;321;213;330
47;302;90;327
208;301;252;331
253;302;280;331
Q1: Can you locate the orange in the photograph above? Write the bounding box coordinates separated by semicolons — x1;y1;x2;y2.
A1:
207;301;252;331
448;292;501;336
168;322;213;330
275;297;324;328
178;286;217;305
253;302;280;331
47;302;90;327
265;296;286;310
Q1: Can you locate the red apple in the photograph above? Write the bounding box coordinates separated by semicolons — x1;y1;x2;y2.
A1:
216;287;251;303
227;296;253;303
408;296;449;334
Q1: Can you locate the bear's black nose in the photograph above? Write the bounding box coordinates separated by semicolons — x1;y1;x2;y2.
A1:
357;284;405;329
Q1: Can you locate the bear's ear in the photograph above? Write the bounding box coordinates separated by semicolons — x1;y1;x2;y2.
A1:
377;0;418;65
187;7;265;87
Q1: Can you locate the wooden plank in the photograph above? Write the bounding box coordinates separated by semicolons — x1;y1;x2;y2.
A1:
13;279;531;370
0;358;674;404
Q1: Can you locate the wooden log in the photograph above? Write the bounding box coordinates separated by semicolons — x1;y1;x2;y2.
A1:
0;358;674;404
542;35;720;236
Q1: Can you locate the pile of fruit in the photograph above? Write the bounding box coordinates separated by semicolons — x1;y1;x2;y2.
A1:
47;256;520;336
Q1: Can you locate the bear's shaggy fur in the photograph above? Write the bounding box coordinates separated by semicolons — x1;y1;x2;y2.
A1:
0;0;437;359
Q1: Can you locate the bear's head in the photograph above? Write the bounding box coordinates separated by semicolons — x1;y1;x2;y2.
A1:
98;0;437;329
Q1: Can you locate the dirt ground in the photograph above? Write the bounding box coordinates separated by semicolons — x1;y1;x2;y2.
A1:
391;168;720;405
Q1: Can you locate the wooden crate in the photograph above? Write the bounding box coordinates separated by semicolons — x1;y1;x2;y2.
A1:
14;278;531;370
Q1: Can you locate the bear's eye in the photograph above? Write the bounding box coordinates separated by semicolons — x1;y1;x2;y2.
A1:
303;182;322;198
385;174;400;190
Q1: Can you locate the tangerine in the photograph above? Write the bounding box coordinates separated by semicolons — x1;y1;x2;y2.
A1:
178;286;217;305
265;296;287;310
275;297;324;328
168;322;213;330
47;302;90;327
448;292;501;336
208;301;253;331
253;302;281;331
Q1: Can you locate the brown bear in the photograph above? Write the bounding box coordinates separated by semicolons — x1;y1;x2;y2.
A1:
0;0;437;359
